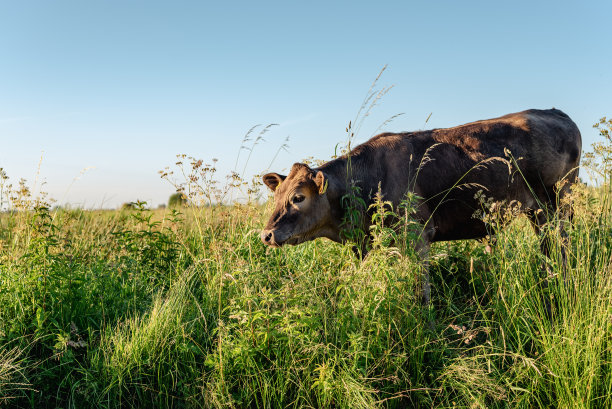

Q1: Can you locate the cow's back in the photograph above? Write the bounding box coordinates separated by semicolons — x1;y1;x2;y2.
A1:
367;109;581;242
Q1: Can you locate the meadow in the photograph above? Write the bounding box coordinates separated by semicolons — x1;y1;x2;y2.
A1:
0;117;610;408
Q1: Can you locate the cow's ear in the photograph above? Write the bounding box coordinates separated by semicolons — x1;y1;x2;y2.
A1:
314;171;327;195
262;173;286;191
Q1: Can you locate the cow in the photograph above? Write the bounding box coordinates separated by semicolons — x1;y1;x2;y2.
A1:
260;109;582;303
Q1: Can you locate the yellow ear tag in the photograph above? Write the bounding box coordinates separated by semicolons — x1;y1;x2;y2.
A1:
319;180;328;195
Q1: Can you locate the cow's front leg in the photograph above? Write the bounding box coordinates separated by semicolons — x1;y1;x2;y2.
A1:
351;244;367;259
351;234;371;259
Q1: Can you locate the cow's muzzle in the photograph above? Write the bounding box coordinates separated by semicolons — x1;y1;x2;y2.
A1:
261;229;281;247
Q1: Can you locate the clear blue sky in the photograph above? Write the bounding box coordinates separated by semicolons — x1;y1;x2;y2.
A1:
1;1;610;208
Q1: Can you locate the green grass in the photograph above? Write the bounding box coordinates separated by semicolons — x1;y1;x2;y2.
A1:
0;115;610;408
0;180;609;408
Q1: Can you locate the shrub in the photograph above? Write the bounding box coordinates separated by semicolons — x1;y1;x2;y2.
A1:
168;192;187;208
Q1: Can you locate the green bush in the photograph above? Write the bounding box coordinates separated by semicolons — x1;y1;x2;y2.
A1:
168;192;187;208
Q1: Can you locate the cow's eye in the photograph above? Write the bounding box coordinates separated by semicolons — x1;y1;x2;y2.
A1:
292;194;305;204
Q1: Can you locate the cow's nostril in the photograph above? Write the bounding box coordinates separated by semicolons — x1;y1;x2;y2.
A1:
261;231;273;244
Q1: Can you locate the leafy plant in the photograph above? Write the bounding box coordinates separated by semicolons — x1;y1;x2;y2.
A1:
168;192;187;208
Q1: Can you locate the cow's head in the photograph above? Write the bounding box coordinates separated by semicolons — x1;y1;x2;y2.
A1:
261;163;334;247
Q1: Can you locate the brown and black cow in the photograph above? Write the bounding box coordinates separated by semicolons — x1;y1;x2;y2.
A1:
261;108;582;302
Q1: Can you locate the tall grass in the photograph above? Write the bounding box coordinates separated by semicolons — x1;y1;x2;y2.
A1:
0;117;610;408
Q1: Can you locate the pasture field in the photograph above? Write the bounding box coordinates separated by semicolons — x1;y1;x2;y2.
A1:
0;123;611;408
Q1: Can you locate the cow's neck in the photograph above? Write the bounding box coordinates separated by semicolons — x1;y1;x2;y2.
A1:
320;151;385;198
317;151;386;234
